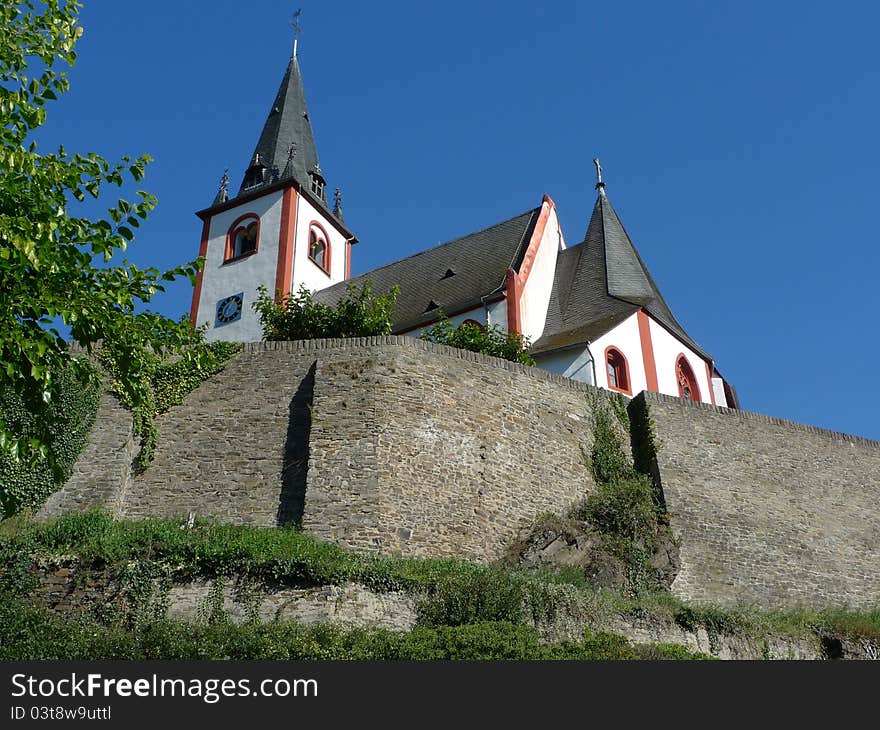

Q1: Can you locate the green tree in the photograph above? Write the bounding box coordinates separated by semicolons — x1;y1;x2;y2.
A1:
0;1;203;469
419;312;535;366
253;281;399;341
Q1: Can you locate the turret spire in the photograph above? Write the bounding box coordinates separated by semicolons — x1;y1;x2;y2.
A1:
332;187;344;222
212;169;229;205
237;39;321;195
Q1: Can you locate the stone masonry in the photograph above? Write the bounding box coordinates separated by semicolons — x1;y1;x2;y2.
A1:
44;338;600;563
40;338;880;609
638;392;880;610
39;393;136;519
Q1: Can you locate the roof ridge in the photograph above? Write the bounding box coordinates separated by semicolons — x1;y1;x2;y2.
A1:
346;206;540;281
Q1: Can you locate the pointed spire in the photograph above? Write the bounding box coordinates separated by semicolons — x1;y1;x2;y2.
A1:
332;187;344;222
578;183;712;359
238;50;321;195
213;169;229;205
583;189;654;306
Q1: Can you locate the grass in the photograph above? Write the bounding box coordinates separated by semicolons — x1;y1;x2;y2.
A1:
2;512;879;653
0;594;713;660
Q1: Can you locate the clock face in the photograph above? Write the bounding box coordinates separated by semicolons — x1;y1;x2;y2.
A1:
216;293;243;325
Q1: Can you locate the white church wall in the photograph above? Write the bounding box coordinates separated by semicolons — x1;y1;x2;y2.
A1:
402;300;507;339
486;298;508;332
519;207;562;343
590;313;648;396
198;190;284;342
711;377;729;408
533;346;595;384
293;194;348;294
649;317;713;404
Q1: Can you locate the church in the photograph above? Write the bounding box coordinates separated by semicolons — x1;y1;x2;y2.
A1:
189;33;738;410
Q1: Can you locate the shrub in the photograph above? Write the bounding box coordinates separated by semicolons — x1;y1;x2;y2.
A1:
416;567;526;626
0;593;712;660
253;280;399;341
574;476;657;544
419;313;534;365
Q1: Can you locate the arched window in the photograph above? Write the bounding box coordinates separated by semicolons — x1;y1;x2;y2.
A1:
462;319;484;330
605;347;631;394
308;223;330;274
225;214;260;262
675;355;701;401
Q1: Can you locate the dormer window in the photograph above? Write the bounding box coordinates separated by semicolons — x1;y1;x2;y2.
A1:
308;223;330;274
241;153;268;190
224;214;260;262
605;347;631;395
308;165;326;202
310;176;325;199
675;355;701;401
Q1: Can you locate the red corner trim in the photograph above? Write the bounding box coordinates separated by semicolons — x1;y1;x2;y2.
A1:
275;187;298;299
345;240;352;280
517;195;556;284
506;269;523;334
637;310;659;392
705;361;716;406
189;216;211;329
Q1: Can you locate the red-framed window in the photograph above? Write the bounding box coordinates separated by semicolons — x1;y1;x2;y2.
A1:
605;347;631;395
675;354;701;401
307;222;331;275
224;213;260;263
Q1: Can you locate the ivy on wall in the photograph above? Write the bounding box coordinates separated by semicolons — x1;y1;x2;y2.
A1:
0;360;101;518
100;341;241;471
572;392;668;594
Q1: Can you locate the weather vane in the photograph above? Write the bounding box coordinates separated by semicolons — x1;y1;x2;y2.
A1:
291;9;302;58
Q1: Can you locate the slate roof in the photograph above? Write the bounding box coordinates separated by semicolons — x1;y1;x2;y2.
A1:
532;190;711;360
313;208;540;331
238;56;320;195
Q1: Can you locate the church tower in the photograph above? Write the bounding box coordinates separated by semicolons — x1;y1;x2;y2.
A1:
190;20;356;341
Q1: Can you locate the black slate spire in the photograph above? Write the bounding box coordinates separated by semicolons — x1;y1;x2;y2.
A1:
532;173;712;359
238;55;321;195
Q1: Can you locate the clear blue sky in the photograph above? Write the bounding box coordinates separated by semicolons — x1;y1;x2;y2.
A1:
33;1;880;440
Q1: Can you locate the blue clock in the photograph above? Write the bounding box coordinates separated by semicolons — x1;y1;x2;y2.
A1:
216;293;244;325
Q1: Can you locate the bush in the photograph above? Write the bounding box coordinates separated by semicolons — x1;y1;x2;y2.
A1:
419;313;534;365
0;593;711;660
253;280;399;341
417;567;526;626
574;476;657;544
0;359;101;517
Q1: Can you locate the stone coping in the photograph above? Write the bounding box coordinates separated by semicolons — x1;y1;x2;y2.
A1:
68;336;878;448
637;391;880;449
